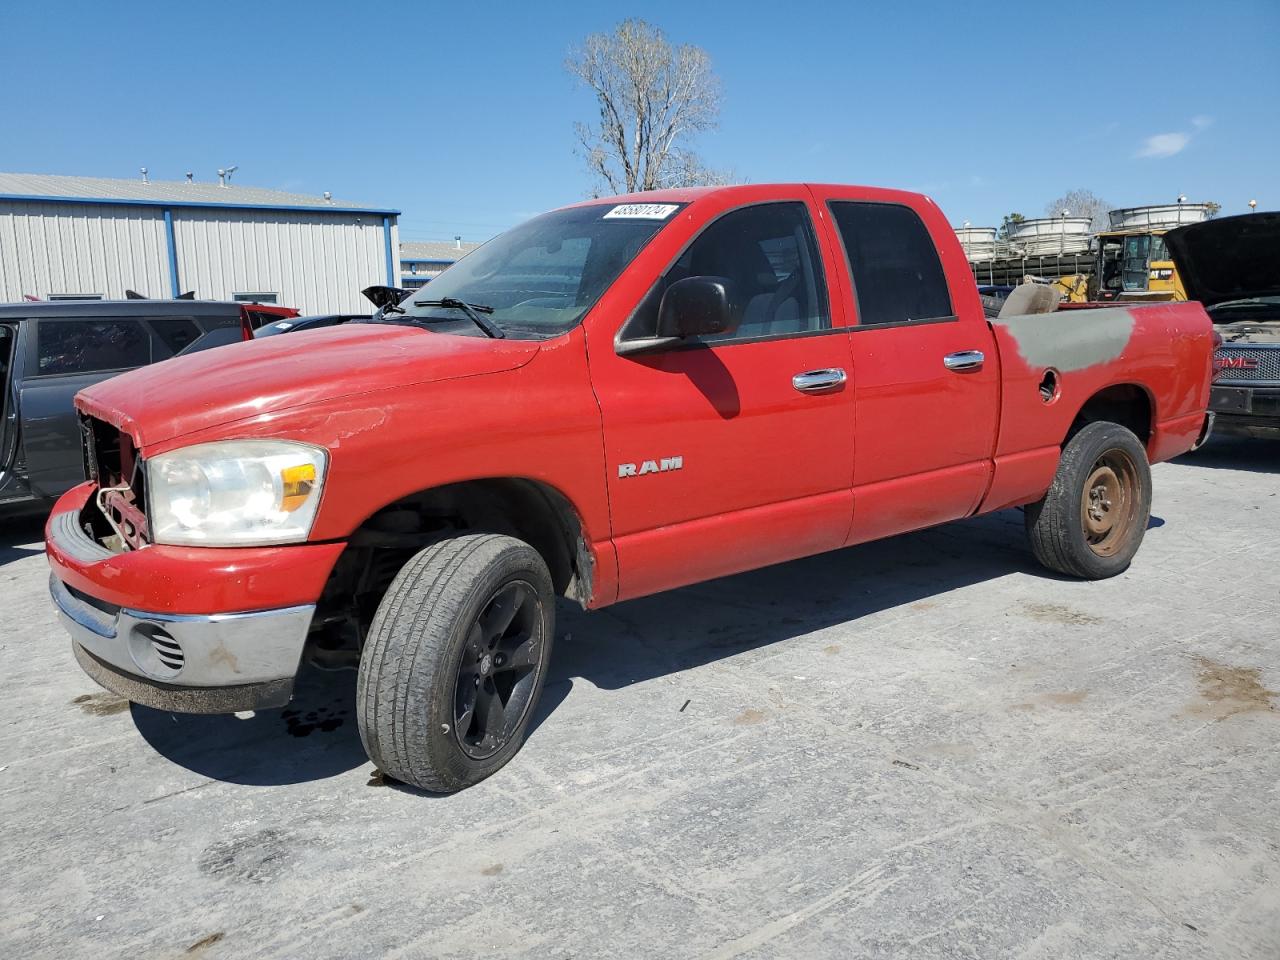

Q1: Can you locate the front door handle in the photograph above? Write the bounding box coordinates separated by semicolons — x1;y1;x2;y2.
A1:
792;368;847;393
943;350;985;371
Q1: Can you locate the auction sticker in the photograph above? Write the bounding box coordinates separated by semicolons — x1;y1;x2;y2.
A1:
603;203;679;220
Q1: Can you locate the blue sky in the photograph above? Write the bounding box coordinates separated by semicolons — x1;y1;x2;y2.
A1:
2;0;1276;241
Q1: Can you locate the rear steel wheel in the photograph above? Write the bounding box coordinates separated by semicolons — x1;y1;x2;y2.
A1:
1026;421;1152;580
1080;449;1141;558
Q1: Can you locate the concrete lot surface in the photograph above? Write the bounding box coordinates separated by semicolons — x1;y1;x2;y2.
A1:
0;436;1277;959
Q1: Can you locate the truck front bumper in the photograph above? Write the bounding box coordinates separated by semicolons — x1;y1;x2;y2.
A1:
52;575;313;713
46;483;344;714
1209;385;1280;439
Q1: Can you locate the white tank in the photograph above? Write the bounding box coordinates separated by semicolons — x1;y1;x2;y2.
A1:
1107;204;1211;231
955;226;998;261
1007;216;1093;255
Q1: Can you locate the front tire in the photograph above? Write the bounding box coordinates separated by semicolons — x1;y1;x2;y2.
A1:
1025;421;1152;579
356;534;555;793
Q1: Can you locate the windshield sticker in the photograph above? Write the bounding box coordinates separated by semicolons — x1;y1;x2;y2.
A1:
603;203;679;220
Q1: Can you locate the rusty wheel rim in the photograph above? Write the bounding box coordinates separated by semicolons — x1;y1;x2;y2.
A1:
1080;449;1140;557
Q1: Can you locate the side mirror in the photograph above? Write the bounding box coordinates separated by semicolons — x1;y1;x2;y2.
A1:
657;276;738;339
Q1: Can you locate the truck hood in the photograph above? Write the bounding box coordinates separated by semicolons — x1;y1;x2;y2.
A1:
76;323;540;448
1165;212;1280;306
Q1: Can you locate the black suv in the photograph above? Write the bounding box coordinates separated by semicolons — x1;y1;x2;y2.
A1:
0;300;252;514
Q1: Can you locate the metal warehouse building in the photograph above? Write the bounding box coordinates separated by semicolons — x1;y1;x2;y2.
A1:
399;239;482;291
0;172;400;313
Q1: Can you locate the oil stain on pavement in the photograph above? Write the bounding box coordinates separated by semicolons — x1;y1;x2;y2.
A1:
1188;657;1277;720
72;692;129;716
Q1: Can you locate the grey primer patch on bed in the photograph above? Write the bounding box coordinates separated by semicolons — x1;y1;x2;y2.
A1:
995;308;1135;372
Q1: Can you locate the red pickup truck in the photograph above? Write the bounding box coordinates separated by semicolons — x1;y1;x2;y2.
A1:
46;184;1213;792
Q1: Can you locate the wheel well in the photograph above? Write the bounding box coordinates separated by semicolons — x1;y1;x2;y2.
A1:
315;479;591;641
1068;384;1153;446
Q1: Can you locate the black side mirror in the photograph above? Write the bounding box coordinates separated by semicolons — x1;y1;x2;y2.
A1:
657;276;738;339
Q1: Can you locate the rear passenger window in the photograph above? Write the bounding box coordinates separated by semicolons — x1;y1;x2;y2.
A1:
828;202;953;326
149;317;202;355
37;320;151;376
667;202;829;341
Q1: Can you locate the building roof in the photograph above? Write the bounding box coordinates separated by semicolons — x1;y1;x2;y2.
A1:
0;171;399;215
400;240;483;263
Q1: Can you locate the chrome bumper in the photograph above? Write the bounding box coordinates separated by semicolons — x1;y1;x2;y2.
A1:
51;575;314;713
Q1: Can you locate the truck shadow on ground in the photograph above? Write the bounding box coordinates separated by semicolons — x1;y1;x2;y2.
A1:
130;664;369;785
549;508;1060;699
129;505;1163;790
1175;434;1278;473
0;516;46;567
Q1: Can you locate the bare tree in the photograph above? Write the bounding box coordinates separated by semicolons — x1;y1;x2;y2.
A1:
1044;189;1112;232
567;19;728;195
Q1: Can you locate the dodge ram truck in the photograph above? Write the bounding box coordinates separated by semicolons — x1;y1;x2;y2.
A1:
46;184;1214;793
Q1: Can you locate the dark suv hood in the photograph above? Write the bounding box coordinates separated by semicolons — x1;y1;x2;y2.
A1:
1165;212;1280;307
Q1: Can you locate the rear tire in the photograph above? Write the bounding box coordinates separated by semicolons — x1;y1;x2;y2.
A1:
1025;421;1152;579
356;534;555;793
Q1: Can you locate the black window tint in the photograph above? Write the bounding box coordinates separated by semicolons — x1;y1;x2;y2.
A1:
149;317;202;355
660;203;829;343
668;202;829;340
37;320;151;376
829;202;953;326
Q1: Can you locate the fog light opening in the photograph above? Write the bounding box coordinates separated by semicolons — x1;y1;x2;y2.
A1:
128;622;185;679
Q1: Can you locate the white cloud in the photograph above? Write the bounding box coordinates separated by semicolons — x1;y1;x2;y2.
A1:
1135;115;1213;159
1136;131;1191;159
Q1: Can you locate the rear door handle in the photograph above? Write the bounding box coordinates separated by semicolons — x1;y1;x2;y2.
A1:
792;368;847;393
943;350;985;371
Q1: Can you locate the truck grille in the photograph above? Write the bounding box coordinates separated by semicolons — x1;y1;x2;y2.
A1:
1214;345;1280;384
80;415;150;549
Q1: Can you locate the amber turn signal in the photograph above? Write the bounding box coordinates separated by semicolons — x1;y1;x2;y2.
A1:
281;464;317;512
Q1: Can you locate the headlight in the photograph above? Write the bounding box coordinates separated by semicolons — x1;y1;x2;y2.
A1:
148;440;328;546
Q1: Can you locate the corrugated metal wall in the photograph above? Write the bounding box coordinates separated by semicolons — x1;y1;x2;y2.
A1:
0;201;169;300
172;209;396;313
0;201;399;313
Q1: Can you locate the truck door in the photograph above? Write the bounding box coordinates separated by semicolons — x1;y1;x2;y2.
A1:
815;194;1000;545
0;324;20;502
19;316;154;498
588;195;856;602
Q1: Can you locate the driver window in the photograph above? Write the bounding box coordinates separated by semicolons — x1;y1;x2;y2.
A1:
667;202;829;342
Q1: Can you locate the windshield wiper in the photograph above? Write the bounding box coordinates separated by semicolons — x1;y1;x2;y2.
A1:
413;298;505;339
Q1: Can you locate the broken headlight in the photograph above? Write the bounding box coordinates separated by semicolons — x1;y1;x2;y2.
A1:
148;440;328;546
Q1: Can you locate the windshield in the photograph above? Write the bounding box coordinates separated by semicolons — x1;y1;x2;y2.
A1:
1210;296;1280;320
391;203;681;337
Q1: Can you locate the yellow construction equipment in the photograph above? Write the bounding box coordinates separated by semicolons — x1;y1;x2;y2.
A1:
1091;228;1186;302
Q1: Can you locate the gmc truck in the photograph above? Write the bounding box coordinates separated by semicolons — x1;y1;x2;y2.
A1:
1166;212;1280;439
46;184;1214;793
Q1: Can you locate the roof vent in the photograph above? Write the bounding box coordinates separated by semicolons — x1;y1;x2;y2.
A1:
323;191;332;202
185;171;193;183
455;235;462;250
217;165;239;188
140;167;149;184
